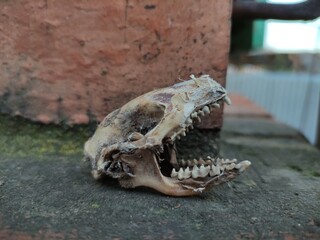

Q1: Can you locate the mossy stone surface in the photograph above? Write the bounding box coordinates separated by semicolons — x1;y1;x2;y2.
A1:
0;115;320;239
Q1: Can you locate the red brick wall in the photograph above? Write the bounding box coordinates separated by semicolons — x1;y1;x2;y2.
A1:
0;0;232;127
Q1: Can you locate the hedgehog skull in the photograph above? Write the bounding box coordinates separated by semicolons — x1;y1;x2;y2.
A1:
84;75;251;196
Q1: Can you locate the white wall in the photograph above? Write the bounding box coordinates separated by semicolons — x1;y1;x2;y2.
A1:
264;0;320;52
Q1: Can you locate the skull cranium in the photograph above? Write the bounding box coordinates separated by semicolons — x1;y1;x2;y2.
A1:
84;75;251;196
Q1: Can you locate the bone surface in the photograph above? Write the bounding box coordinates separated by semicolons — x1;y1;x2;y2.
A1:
84;74;251;196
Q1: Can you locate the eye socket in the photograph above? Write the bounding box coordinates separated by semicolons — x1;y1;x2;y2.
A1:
126;103;165;135
139;122;159;135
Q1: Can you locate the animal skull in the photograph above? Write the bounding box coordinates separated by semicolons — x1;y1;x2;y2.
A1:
84;75;251;196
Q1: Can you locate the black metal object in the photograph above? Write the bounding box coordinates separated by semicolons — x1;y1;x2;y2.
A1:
233;0;320;20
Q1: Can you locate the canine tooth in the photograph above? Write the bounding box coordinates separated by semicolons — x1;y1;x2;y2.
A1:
191;112;198;118
192;166;200;178
171;169;178;178
235;160;251;172
184;167;192;178
225;163;236;170
224;96;232;105
212;103;220;108
203;106;210;114
198;110;205;117
178;168;184;180
210;165;220;176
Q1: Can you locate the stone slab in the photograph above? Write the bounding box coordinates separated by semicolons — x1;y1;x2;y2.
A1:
0;114;319;239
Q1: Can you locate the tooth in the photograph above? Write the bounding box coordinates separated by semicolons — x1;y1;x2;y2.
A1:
189;125;194;130
203;106;210;114
212;103;220;108
178;168;184;180
235;160;251;172
210;164;220;176
225;158;237;164
171;169;178;178
198;110;205;117
193;159;198;165
224;96;232;105
191;112;198;118
187;160;192;167
181;159;186;166
199;164;210;177
206;165;211;173
205;160;212;165
198;158;205;165
184;167;191;178
192;166;200;178
176;135;181;140
181;131;186;137
225;163;236;170
196;117;201;122
186;118;193;124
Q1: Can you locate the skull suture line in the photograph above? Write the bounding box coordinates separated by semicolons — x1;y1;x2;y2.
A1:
84;75;251;196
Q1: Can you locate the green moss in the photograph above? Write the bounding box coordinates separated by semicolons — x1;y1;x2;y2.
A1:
310;171;320;177
0;113;95;158
288;165;303;172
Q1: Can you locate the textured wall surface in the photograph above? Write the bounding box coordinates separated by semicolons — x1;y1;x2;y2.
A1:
0;0;232;127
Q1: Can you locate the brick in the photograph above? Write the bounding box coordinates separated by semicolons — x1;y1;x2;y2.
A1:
0;0;232;127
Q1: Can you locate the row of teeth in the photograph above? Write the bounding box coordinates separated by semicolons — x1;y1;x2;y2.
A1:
178;157;237;168
171;158;249;180
171;96;231;141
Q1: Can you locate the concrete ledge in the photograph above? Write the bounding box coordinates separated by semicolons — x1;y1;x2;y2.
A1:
0;114;319;239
